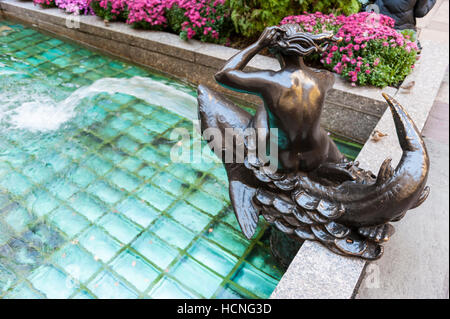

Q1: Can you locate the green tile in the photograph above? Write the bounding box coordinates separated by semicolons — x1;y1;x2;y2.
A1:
72;290;95;299
49;206;89;238
42;152;70;172
69;166;96;187
0;21;289;299
245;244;284;280
70;192;105;222
170;257;223;298
188;238;237;277
115;197;159;228
79;226;121;262
131;232;178;270
97;99;121;112
98;213;141;244
151;110;180;126
77;132;103;150
25;191;59;218
131;102;155;115
96;125;120;140
127;126;153;143
152;172;188;197
52;243;101;283
0;264;16;294
121;110;143;123
4;206;35;234
150;218;195;250
87;181;123;204
148;277;197;299
119;157;143;173
116;135;140;154
231;262;278;299
46;179;79;201
61;142;88;161
215;283;254;299
141;119;170;134
28;265;77;299
4;282;43;299
201;177;229;201
22;162;54;184
136;146;170;167
107;169;141;192
166;163;202;184
88;271;138;299
84;155;113;176
185;190;225;216
108;117;133;131
0;172;33;196
203;223;249;257
168;201;211;233
110;250;159;292
136;185;175;211
137;166;157;180
52;57;72;68
99;145;126;164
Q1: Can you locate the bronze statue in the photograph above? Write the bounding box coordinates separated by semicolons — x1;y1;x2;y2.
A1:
197;25;430;266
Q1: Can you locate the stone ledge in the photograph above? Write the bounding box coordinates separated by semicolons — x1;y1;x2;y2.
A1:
0;0;400;143
271;39;449;299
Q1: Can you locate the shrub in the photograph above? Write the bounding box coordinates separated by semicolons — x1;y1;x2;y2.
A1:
298;0;361;16
125;0;168;30
228;0;361;38
281;12;419;87
89;0;128;21
176;0;232;43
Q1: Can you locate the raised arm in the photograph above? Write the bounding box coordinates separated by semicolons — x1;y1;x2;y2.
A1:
215;26;282;95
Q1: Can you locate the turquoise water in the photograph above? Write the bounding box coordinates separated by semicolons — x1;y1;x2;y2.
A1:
0;20;361;299
0;20;284;299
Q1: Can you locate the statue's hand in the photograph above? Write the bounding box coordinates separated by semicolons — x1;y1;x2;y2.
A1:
257;26;285;48
314;32;343;52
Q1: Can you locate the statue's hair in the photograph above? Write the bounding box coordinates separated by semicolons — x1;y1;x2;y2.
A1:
271;24;335;56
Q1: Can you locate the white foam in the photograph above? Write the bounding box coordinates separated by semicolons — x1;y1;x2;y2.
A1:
1;76;197;132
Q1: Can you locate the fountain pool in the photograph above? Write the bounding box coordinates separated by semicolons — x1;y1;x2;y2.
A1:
0;20;361;299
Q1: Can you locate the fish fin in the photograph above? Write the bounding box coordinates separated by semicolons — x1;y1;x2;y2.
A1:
410;186;430;209
229;180;259;239
376;158;394;185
